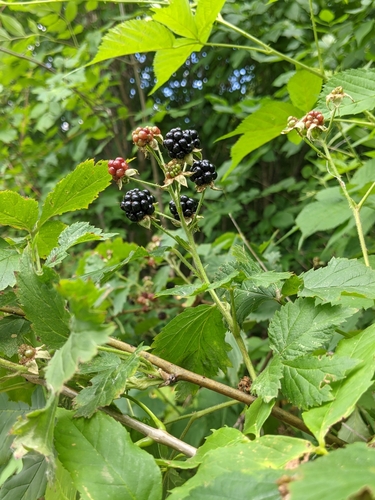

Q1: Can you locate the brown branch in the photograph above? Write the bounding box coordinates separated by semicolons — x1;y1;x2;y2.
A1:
107;337;345;447
22;375;197;458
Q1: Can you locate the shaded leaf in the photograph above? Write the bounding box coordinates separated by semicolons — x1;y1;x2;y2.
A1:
252;357;283;402
16;250;70;349
152;305;231;395
234;283;277;325
74;352;140;418
243;398;275;438
55;410;162;500
303;324;375;446
0;317;30;357
45;458;77;500
0;247;20;291
0;452;47;500
35;220;66;259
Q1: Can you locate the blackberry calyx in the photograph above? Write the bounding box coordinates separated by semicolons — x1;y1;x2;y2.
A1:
191;159;217;186
169;195;198;220
108;157;128;179
120;188;155;222
163;127;200;160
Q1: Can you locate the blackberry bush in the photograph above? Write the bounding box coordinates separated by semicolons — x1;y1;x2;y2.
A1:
169;195;198;220
191;159;218;187
163;127;200;160
120;188;155;222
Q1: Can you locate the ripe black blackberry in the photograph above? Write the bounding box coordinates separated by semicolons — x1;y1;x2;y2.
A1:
169;195;198;220
120;188;155;222
191;159;217;186
163;127;200;160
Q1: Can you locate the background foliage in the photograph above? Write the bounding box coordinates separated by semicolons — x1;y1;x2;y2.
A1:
1;0;375;498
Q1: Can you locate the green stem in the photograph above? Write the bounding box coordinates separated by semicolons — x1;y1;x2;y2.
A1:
229;290;257;381
123;394;166;430
335;119;375;128
0;357;30;374
217;16;325;79
357;181;375;211
165;400;240;425
308;0;324;76
322;142;370;267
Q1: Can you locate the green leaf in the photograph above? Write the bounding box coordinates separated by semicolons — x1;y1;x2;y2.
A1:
74;352;140;418
11;395;58;460
45;316;115;394
195;0;227;43
45;458;77;500
16;250;70;349
220;101;300;177
0;191;38;233
243;398;275;437
337;407;371;443
299;257;375;304
234;282;277;325
91;20;175;64
280;354;358;409
268;298;353;359
318;68;375;116
45;222;117;267
39;160;111;226
152;305;232;391
0;247;20;291
281;274;304;296
0;452;47;500
287;70;323;112
0;13;25;37
247;271;292;287
303;324;375;446
289;443;375;499
35;220;66;259
168;435;313;500
54;410;162;500
152;40;202;93
296;198;351;246
152;0;198;38
64;2;77;23
252;357;283;402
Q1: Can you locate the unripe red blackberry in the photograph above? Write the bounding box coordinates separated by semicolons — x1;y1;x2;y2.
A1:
169;195;198;220
108;157;128;179
191;159;217;186
302;111;324;130
132;126;161;148
163;127;200;160
120;188;155;222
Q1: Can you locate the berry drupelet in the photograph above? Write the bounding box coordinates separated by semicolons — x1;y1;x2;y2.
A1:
132;126;161;148
108;157;128;180
120;188;155;222
191;159;217;187
163;127;200;160
169;195;198;220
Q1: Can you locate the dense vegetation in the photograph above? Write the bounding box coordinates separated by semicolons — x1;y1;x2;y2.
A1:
1;0;375;498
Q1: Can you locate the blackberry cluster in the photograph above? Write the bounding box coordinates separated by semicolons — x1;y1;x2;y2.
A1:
169;195;198;220
163;128;200;160
302;110;324;130
120;188;155;222
132;126;161;148
191;159;217;186
108;157;128;179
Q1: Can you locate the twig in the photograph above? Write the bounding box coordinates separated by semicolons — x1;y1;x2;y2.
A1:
22;375;197;458
106;337;345;446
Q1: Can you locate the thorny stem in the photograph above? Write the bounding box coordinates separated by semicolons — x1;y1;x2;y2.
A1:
322;142;370;267
106;337;345;446
229;289;257;381
0;357;30;374
308;0;325;76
